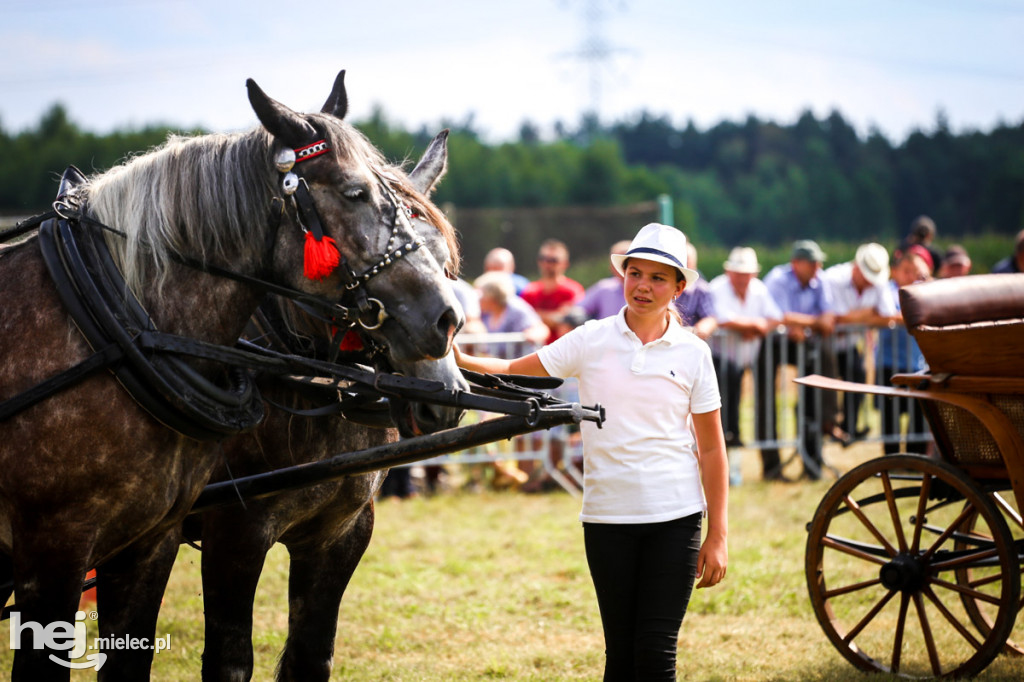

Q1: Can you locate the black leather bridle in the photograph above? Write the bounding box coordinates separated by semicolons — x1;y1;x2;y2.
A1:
267;137;430;332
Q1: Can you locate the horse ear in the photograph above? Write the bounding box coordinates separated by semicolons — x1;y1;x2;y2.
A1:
247;78;318;148
408;130;449;195
320;70;348;120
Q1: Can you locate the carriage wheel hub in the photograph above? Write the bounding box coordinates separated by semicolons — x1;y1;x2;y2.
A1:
879;554;927;593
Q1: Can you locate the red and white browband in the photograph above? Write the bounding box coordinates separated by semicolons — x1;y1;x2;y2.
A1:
294;140;330;163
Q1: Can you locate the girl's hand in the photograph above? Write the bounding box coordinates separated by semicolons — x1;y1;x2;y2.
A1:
695;533;727;589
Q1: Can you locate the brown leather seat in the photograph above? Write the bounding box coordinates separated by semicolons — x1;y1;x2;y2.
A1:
900;274;1024;378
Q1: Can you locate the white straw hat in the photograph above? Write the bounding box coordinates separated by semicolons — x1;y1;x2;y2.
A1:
723;246;760;274
610;223;698;286
855;242;890;287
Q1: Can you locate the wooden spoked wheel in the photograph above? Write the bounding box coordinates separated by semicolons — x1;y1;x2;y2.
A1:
954;489;1024;656
805;455;1021;678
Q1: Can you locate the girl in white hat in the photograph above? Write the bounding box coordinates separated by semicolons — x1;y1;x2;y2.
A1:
455;223;728;680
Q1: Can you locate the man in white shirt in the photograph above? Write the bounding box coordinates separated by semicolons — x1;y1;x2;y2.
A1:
823;242;898;439
709;248;782;461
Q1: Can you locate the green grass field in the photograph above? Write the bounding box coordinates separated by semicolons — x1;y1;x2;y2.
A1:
6;441;1023;680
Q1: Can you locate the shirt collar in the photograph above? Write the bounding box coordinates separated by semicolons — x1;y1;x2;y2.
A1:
614;308;686;346
787;265;821;290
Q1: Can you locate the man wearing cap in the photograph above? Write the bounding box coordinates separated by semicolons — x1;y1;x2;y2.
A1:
938;245;972;278
823;243;898;440
709;247;782;481
758;240;837;481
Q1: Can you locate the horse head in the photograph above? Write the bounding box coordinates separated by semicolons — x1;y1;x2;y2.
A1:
248;71;464;365
252;102;468;437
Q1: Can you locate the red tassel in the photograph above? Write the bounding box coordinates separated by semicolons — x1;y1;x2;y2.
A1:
337;330;364;351
329;325;364;352
303;231;340;280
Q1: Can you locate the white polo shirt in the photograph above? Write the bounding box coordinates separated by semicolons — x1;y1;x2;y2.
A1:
537;309;721;524
824;262;897;317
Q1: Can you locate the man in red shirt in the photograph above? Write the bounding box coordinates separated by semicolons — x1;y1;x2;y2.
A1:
521;239;585;343
519;239;585;491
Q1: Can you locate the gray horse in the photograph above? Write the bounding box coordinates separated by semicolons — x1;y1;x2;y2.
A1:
0;71;461;680
196;128;468;682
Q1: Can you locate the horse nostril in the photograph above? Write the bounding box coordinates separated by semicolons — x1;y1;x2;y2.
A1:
437;306;461;341
414;403;462;433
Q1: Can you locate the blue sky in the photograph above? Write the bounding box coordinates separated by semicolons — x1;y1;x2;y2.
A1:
2;0;1023;143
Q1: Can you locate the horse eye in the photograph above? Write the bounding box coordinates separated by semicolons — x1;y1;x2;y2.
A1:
343;187;366;201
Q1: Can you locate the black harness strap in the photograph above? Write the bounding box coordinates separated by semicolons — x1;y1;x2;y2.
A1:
0;343;122;422
0;211;59;245
242;304;396;421
7;175;580;440
14;214;569;437
37;216;264;440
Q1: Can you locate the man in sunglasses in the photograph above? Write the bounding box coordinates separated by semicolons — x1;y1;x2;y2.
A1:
522;239;585;343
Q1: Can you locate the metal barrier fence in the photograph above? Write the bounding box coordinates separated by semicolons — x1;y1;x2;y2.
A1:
400;324;932;492
713;323;932;483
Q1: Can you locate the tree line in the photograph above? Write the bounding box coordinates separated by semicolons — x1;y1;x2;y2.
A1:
3;103;1022;255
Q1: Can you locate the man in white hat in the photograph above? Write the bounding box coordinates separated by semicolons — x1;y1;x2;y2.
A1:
709;247;782;484
822;242;898;439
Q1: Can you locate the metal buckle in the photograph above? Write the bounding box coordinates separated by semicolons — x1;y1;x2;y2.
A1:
356;298;387;330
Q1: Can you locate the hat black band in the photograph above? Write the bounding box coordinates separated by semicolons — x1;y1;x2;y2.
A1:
626;247;686;271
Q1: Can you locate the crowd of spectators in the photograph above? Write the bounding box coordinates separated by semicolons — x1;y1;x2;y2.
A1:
381;217;1022;497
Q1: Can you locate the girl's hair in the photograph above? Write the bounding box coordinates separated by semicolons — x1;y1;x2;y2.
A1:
670;267;685;326
668;305;683;326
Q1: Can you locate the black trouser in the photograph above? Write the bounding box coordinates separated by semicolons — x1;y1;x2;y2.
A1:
583;513;703;682
755;336;834;479
712;355;743;445
876;367;929;455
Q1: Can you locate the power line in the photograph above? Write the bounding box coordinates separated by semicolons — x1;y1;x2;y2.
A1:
557;0;634;121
